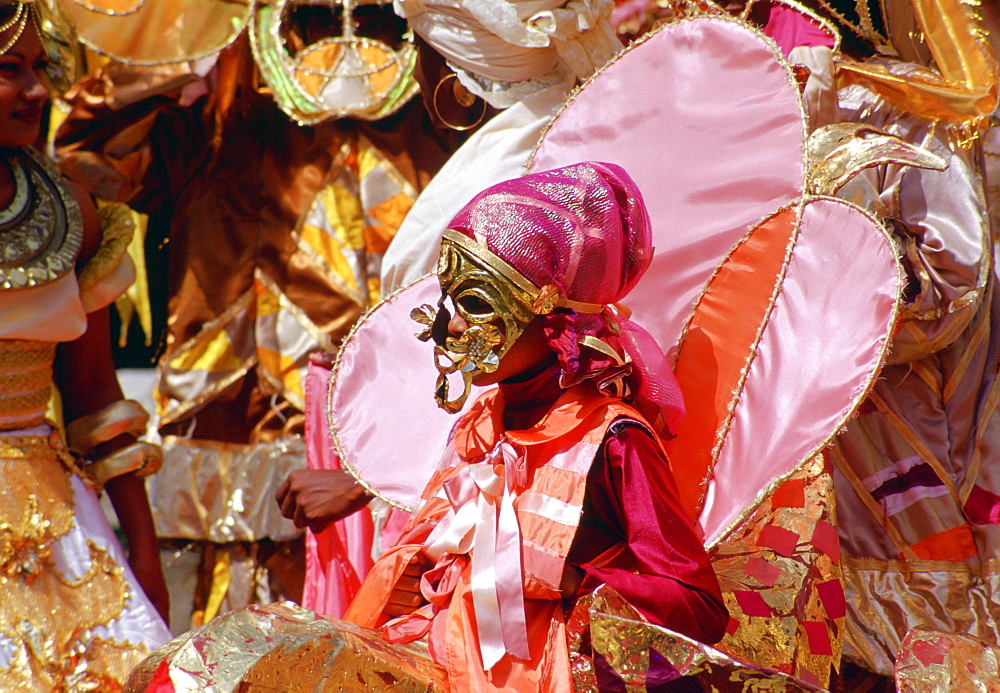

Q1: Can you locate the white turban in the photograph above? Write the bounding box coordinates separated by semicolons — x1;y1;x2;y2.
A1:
395;0;620;107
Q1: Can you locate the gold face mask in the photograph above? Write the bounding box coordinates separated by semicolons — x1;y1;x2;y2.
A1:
411;232;537;413
412;229;609;412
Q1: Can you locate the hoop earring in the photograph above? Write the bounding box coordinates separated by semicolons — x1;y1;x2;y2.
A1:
431;73;487;131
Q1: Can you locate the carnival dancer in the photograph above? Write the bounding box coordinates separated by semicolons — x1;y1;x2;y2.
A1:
127;161;728;691
344;161;728;687
0;1;170;688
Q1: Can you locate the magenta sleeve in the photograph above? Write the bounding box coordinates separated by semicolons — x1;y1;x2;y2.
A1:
569;420;729;644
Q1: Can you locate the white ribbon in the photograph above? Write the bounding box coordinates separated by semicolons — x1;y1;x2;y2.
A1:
423;439;530;669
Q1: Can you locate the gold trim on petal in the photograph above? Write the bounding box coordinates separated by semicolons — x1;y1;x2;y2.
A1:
327;274;438;512
528;13;811;180
710;195;904;549
702;200;807;514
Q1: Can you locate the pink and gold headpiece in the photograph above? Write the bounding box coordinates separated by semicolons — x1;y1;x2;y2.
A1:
413;162;684;437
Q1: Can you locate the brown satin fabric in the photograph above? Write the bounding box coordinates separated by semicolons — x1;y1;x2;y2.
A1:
57;82;455;446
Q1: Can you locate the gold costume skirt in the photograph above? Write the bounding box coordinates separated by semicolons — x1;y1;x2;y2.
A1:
0;434;169;690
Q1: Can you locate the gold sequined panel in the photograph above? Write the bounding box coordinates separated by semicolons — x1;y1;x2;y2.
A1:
568;585;823;691
125;602;447;692
709;454;844;689
562;456;843;690
0;436;147;689
0;339;56;431
895;625;1000;691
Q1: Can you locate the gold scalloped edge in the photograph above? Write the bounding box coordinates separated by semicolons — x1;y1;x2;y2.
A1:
327;273;440;512
71;0;146;18
72;0;253;66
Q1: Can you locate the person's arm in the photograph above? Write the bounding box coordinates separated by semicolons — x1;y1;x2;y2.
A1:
55;183;169;624
568;421;729;645
275;468;373;534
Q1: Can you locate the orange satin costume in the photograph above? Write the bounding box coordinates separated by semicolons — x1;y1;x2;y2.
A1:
346;381;726;690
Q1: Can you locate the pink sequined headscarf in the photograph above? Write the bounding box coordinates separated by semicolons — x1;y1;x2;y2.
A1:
447;161;685;437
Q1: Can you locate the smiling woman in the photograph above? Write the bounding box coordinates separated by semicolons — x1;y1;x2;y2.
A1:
0;5;47;149
0;2;171;688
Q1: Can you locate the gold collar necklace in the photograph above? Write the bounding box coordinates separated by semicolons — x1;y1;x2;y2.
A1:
0;147;82;289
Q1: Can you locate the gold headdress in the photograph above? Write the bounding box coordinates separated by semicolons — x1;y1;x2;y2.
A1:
59;0;419;123
0;0;79;90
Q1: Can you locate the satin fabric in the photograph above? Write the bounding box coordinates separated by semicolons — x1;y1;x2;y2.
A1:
534;18;900;544
828;82;1000;675
0;438;170;688
0;210;170;685
346;376;725;689
301;359;375;619
569;420;727;644
682;199;898;545
61;0;252;65
347;18;901;545
0;273;85;341
531;18;806;360
332;276;482;511
835;0;998;123
395;0;619;108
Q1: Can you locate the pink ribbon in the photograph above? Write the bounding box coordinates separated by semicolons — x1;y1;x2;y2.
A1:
423;438;530;669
